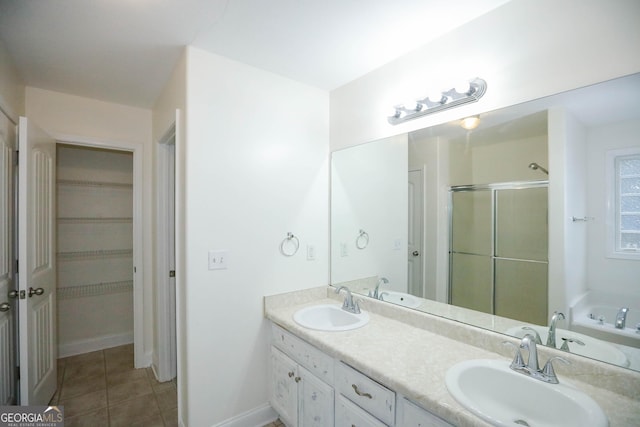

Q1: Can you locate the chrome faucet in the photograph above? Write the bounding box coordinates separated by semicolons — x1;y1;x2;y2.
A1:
504;335;570;384
520;334;540;372
369;277;388;299
615;307;629;329
546;311;565;348
521;326;542;345
335;286;361;314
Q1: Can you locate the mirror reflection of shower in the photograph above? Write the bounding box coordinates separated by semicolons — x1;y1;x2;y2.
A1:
528;162;549;175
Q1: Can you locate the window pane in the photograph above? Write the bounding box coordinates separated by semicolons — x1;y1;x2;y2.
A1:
619;158;640;176
621;214;640;230
621;233;640;250
621;196;640;212
621;177;640;194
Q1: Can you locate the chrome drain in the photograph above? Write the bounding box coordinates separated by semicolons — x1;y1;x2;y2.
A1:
514;420;530;427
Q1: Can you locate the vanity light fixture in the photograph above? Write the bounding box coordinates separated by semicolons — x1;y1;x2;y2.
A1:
388;77;487;125
460;115;481;130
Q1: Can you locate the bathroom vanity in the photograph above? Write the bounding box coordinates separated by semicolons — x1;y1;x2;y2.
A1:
265;287;640;426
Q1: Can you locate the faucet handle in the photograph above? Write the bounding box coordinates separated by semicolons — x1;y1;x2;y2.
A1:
560;337;585;352
541;356;570;384
502;341;526;370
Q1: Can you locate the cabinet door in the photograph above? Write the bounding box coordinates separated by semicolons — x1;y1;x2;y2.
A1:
270;346;299;427
299;366;334;427
335;394;387;427
399;398;452;427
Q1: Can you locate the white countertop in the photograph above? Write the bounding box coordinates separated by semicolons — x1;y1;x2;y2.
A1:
264;287;640;427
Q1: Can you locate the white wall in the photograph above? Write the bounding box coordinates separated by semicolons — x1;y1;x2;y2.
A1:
24;87;154;364
548;107;588;317
0;39;24;119
183;47;329;426
586;118;640;296
331;134;408;291
330;0;640;151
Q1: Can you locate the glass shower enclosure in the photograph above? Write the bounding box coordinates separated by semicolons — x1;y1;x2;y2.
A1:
449;182;548;325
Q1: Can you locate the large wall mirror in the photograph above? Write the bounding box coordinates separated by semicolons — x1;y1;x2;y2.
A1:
331;73;640;372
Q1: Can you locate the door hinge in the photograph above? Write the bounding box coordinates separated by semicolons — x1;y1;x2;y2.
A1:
15;150;18;166
134;266;136;273
15;259;18;273
169;270;175;278
15;366;20;380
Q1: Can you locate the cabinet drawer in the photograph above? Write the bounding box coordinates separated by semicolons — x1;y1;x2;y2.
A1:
399;398;453;427
335;361;395;425
271;323;334;385
336;394;387;427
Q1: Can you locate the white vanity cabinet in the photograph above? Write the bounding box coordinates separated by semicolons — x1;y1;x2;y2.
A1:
335;394;387;427
270;325;335;427
397;397;453;427
335;361;395;425
269;323;454;427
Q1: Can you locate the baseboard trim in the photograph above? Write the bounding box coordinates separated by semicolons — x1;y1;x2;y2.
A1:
58;332;133;358
213;403;278;427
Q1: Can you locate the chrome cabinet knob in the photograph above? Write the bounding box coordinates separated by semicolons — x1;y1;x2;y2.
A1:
0;302;10;312
8;290;19;299
412;250;420;256
28;287;45;297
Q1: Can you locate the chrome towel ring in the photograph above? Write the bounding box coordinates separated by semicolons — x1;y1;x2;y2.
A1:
356;229;369;249
280;232;300;257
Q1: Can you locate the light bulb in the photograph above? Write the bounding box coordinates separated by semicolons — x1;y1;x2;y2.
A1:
460;116;480;130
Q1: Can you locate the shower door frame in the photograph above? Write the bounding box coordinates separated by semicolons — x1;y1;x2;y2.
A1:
448;180;549;316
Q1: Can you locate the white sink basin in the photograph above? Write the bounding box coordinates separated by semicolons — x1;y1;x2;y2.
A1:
293;304;369;331
379;291;422;309
506;325;629;367
446;359;608;427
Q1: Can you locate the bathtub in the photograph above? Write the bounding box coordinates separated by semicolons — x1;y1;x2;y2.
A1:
570;291;640;349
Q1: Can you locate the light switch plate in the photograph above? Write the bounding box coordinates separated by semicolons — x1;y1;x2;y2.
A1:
208;250;229;270
307;244;316;260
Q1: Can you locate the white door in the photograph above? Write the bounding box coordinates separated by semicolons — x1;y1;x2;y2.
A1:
408;169;424;298
0;112;17;405
18;117;57;405
156;126;177;381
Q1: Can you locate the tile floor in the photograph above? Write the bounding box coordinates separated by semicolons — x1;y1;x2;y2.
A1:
50;344;177;426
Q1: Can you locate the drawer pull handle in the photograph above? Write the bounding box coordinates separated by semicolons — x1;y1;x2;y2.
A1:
352;384;372;399
288;371;294;378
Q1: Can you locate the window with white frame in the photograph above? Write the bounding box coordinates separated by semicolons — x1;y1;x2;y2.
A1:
608;148;640;258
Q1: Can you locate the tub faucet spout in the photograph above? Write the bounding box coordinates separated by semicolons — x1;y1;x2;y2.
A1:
615;307;629;329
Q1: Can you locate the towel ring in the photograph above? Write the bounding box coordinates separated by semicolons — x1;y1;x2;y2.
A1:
356;229;369;250
280;232;299;257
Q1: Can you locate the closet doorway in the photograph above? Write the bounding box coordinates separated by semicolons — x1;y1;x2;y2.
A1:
54;137;144;368
56;144;134;356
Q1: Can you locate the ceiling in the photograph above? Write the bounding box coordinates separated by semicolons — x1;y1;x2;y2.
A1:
0;0;510;108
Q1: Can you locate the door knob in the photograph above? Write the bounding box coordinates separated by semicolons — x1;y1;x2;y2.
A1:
28;287;45;297
0;302;10;312
412;250;420;256
8;290;19;299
